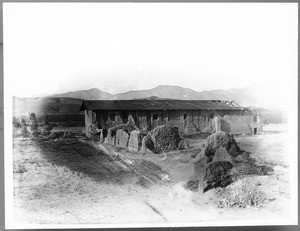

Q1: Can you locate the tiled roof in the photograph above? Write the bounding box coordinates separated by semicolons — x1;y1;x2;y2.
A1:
80;99;245;111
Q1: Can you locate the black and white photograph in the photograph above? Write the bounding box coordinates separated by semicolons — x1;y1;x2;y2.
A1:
3;2;298;229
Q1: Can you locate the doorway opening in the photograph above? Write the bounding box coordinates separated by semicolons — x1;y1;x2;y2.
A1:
121;110;129;123
253;127;257;135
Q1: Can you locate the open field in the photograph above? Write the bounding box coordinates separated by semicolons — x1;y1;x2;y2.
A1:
13;125;294;225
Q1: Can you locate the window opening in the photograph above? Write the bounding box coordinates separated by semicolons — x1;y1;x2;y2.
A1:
184;114;188;120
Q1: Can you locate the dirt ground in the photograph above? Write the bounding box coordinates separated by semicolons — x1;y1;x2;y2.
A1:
12;125;295;226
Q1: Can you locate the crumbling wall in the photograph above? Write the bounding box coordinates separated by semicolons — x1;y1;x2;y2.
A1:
99;129;107;143
213;116;222;133
222;114;255;134
84;110;97;138
106;130;116;145
116;130;129;148
128;130;141;151
95;110;123;130
165;110;185;133
89;109;259;138
166;110;212;135
141;135;156;153
135;111;151;132
152;117;164;129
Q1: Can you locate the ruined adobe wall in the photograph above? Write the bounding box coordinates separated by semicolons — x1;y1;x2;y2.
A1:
84;110;96;138
87;109;255;136
222;113;261;135
133;111;151;132
165;110;241;135
95;110;154;133
95;110;124;130
165;110;205;135
222;114;251;134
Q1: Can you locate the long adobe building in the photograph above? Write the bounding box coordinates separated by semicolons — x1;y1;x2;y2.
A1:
79;99;261;139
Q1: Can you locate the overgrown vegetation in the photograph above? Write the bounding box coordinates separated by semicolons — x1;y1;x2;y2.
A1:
29;112;40;137
40;115;53;136
13;112;54;138
20;118;30;138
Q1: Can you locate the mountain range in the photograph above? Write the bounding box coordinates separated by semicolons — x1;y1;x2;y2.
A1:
13;84;284;117
52;85;257;105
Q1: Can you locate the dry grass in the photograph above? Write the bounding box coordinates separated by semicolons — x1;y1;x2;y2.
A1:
13;137;170;203
12;126;292;224
216;177;268;208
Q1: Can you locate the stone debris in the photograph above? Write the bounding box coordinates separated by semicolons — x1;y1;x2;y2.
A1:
185;180;200;192
150;125;182;151
178;139;189;150
190;131;273;193
212;147;235;164
93;124;190;154
203;161;233;192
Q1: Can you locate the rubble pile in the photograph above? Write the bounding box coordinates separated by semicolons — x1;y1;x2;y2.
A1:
95;124;189;153
189;131;273;193
150;125;182;151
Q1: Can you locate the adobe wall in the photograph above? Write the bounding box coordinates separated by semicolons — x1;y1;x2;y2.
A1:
84;110;96;138
164;110;243;135
128;130;141;151
134;111;151;132
85;109;257;136
116;130;129;148
222;113;261;135
95;111;123;130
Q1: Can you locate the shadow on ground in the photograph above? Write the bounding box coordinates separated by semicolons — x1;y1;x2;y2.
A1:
34;138;167;186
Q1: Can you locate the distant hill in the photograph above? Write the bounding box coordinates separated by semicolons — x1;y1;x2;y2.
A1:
50;85;259;106
114;85;201;100
120;85;262;107
13;84;287;125
52;88;114;100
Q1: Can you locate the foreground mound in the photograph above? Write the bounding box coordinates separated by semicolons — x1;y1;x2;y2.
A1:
151;126;181;151
189;131;273;192
141;125;189;153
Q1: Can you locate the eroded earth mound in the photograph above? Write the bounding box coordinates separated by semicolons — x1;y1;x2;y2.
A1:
150;125;182;151
189;131;273;192
141;125;189;153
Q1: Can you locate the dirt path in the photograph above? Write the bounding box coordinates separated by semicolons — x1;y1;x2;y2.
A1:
12;132;295;226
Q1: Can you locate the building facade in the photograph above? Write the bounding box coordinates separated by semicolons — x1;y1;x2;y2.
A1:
80;99;261;138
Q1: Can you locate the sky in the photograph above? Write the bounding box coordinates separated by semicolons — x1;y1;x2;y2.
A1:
3;3;298;98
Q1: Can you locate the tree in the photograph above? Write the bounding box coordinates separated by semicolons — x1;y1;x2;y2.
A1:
20;118;29;138
40;114;53;137
29;112;40;137
13;117;21;128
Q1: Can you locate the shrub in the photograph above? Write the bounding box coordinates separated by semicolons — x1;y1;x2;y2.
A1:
40;115;53;137
29;112;40;137
13;117;21;128
20;118;30;138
